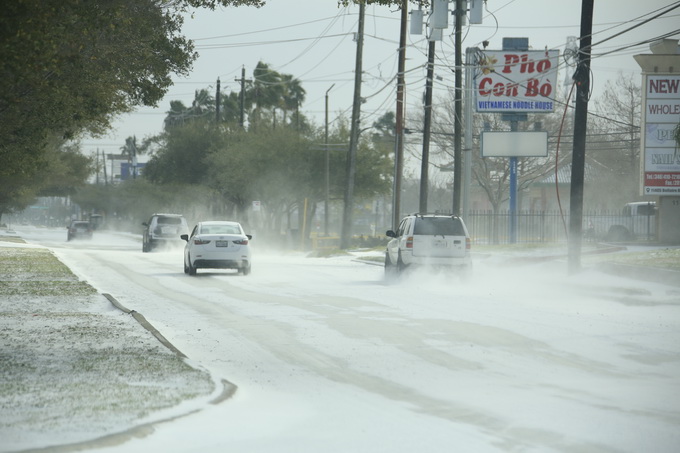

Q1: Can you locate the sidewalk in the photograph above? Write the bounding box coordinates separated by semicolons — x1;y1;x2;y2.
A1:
0;236;222;452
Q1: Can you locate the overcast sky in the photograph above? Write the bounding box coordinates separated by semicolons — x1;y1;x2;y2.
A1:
81;0;680;156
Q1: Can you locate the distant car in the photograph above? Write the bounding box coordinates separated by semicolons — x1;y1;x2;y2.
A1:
67;221;93;241
181;221;252;276
385;213;472;279
142;214;189;252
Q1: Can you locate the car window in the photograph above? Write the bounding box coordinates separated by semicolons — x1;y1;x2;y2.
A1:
200;225;241;235
397;218;408;236
414;217;464;236
158;217;182;225
637;204;655;216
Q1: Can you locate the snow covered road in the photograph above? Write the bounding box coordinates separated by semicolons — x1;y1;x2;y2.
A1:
19;227;680;452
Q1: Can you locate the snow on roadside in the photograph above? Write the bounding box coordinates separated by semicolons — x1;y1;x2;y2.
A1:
0;239;217;452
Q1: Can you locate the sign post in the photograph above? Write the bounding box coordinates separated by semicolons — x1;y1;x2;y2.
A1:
475;38;558;243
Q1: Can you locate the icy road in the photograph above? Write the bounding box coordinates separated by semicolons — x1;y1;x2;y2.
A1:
20;227;680;452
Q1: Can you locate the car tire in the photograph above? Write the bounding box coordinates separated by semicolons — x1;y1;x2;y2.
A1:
397;252;407;274
384;253;397;281
183;257;189;274
241;264;251;276
187;256;196;276
142;241;149;253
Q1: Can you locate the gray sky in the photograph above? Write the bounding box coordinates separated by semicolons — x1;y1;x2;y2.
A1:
81;0;680;156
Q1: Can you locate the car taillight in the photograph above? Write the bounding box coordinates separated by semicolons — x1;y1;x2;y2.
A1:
193;238;211;245
466;237;471;250
233;239;249;245
406;236;413;248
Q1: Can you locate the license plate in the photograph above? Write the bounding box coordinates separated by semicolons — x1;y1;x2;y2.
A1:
433;239;447;248
216;240;229;247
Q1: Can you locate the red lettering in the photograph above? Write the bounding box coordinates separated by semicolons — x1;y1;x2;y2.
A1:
650;79;680;94
525;79;552;97
519;54;534;73
536;59;551;73
479;77;493;96
480;77;520;97
526;79;539;96
502;54;520;74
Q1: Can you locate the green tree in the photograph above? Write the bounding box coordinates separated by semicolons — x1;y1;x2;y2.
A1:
144;120;221;185
1;0;262;216
280;74;307;128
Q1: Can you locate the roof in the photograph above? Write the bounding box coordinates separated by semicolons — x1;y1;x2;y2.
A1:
533;163;595;186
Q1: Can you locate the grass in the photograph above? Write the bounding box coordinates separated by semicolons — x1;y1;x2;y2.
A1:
582;247;680;271
0;238;215;447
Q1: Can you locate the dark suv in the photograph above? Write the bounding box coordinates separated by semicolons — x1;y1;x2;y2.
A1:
142;214;189;252
67;220;93;241
385;213;472;278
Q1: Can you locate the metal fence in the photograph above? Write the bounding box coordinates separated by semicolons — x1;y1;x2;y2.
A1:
466;209;657;245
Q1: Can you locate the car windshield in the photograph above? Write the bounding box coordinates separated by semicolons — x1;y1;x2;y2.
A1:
200;225;241;235
414;217;464;236
158;217;183;225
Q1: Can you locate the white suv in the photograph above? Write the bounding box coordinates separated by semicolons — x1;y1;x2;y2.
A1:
142;213;189;252
385;213;472;278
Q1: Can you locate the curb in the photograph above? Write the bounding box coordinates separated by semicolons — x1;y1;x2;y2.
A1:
595;263;680;288
103;293;187;359
102;292;239;403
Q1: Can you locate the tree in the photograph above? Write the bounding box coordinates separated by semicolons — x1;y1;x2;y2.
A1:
590;72;642;202
164;89;215;129
247;61;284;129
0;139;92;220
144;120;221;185
1;0;263;216
280;74;306;127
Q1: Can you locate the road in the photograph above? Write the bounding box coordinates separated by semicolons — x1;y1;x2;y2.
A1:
19;226;680;452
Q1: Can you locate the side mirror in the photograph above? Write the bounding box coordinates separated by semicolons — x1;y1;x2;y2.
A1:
142;222;148;227
246;234;252;240
386;230;397;238
180;234;189;242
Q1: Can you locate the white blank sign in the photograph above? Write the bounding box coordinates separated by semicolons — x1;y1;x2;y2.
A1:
481;131;548;157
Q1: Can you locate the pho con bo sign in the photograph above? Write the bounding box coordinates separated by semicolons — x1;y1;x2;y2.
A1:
475;50;559;113
642;75;680;196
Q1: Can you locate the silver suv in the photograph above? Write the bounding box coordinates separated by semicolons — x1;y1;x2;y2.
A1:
385;213;472;278
142;213;189;252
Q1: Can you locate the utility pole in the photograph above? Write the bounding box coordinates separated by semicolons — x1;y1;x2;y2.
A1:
452;0;463;216
325;83;335;237
394;0;408;229
420;39;435;213
568;0;594;274
340;2;365;249
215;77;221;123
102;150;108;186
235;66;250;128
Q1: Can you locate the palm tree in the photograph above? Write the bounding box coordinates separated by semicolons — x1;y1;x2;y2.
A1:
280;74;306;128
248;61;283;129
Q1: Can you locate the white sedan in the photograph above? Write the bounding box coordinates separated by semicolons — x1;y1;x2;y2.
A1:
181;221;252;276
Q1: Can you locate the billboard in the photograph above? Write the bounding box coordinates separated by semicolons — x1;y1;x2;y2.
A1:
641;75;680;196
474;50;560;113
481;131;548;157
